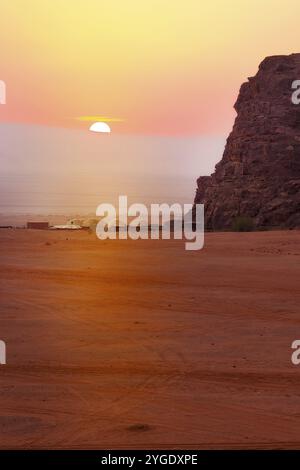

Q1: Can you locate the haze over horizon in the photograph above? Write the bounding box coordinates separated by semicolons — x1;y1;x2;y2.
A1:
0;123;225;215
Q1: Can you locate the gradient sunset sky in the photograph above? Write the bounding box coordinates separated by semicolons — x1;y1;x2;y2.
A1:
1;0;300;216
1;0;299;135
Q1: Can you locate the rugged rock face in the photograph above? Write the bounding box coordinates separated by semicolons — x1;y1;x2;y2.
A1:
194;54;300;229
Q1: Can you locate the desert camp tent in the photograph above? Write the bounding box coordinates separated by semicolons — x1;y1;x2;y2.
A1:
50;224;82;230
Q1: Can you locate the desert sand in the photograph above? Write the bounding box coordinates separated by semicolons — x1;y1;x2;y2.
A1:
0;228;299;449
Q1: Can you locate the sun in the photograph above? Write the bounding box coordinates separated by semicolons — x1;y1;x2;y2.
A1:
89;122;111;133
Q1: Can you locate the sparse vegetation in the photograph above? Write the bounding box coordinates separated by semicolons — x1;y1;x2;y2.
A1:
232;216;254;232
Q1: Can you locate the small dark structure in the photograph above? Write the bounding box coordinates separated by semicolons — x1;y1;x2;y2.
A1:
27;222;49;230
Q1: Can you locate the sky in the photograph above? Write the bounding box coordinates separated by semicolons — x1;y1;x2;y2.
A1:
1;0;299;135
0;0;299;214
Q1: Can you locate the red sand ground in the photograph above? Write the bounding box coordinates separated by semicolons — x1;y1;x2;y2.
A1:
0;229;300;449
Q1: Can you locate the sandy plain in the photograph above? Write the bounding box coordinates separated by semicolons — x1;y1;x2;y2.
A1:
0;228;299;449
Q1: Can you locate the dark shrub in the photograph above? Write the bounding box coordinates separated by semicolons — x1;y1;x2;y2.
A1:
232;216;254;232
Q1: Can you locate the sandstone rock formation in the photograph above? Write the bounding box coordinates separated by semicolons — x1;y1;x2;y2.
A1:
194;54;300;229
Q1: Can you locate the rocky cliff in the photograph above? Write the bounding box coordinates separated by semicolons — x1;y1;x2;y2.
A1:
194;54;300;229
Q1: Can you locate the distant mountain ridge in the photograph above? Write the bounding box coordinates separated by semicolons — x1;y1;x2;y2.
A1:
194;54;300;229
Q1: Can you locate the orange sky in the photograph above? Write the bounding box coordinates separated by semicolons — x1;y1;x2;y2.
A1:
0;0;299;135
